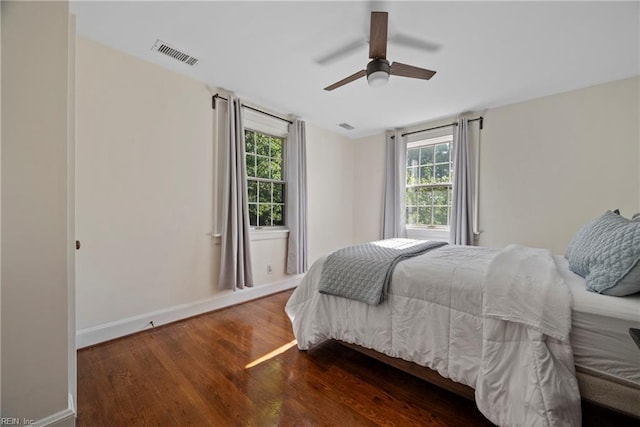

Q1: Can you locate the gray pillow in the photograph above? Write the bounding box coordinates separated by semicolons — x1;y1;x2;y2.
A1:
564;208;619;259
566;210;640;296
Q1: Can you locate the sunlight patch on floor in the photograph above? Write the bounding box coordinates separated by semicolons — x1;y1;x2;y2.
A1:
245;340;298;369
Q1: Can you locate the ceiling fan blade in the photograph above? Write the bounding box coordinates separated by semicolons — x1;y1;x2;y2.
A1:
315;39;368;65
324;70;367;91
390;62;436;80
369;11;388;59
389;33;441;53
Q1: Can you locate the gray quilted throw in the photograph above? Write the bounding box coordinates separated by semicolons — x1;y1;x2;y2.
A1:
319;239;448;304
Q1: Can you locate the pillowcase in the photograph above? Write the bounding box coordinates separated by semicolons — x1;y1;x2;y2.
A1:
564;208;620;259
565;210;640;296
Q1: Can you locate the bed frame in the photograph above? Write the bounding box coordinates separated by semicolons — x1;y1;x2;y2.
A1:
337;341;640;420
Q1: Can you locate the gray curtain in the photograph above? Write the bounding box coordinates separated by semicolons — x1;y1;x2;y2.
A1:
286;119;308;274
450;118;474;245
382;130;407;239
219;95;253;289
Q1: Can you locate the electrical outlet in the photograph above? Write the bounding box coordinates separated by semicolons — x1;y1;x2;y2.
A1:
267;264;273;274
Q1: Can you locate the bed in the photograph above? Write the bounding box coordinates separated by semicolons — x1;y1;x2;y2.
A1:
560;258;640;416
285;242;640;426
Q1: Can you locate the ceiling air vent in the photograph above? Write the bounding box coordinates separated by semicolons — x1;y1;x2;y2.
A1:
152;40;198;66
339;123;355;130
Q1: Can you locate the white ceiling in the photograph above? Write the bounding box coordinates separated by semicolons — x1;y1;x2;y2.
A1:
70;1;640;139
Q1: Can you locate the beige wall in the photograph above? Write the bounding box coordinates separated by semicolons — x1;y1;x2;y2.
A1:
0;2;3;413
76;37;217;329
352;133;385;243
76;38;356;331
67;13;77;408
306;122;355;264
76;32;639;344
250;236;289;284
352;76;640;255
1;2;74;425
478;76;639;253
0;2;3;414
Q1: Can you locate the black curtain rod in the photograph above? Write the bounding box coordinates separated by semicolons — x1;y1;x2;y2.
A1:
400;116;484;138
212;94;293;125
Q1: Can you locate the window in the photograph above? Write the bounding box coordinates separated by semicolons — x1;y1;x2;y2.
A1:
406;135;453;228
245;129;285;227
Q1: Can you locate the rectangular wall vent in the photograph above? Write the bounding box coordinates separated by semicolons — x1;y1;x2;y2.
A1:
152;40;198;66
339;123;355;130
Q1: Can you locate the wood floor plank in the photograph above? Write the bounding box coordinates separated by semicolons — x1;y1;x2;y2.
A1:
77;289;638;426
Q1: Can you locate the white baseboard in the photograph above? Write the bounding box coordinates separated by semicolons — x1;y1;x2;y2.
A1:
29;394;76;427
76;275;303;349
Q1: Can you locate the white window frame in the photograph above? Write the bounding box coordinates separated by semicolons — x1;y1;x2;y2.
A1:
405;133;453;241
244;109;289;233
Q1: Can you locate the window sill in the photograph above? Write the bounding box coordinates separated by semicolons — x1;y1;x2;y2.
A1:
406;226;449;242
211;228;289;245
250;228;289;241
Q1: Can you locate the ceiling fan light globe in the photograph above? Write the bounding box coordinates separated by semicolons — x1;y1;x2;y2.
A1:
368;70;389;87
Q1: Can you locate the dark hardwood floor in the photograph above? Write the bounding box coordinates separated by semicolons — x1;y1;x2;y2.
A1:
77;290;638;426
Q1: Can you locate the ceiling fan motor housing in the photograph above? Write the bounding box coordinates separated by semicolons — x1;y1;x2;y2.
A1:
367;58;390;77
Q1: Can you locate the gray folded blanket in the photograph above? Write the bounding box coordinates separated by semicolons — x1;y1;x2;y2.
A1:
319;239;448;304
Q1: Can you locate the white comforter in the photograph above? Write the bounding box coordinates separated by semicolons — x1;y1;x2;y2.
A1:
285;244;581;427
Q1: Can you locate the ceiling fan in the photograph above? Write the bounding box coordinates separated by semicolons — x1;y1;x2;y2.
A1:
324;11;437;91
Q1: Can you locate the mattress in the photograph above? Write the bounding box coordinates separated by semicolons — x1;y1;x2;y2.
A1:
556;256;640;387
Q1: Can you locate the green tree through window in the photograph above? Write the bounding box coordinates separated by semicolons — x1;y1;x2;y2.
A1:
406;137;453;227
245;130;285;227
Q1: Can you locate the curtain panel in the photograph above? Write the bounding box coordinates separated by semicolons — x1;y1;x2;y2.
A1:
382;130;407;239
286;119;308;274
450;118;474;245
219;95;254;290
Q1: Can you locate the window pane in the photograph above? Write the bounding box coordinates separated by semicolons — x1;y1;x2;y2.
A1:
256;134;270;156
433;188;448;205
418;188;432;206
271;137;283;159
418;207;432;225
403;137;452;229
406;207;418;225
407;167;418;185
420;145;434;165
435;143;450;163
258;204;271;226
247;180;257;203
246;154;256;177
256;156;269;179
270;159;282;181
273;204;284;226
273;183;284;204
245;131;255;154
419;165;433;184
248;203;258;226
244;130;286;228
406;188;417;206
435;164;451;182
258;182;271;203
407;148;419;167
434;207;449;225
